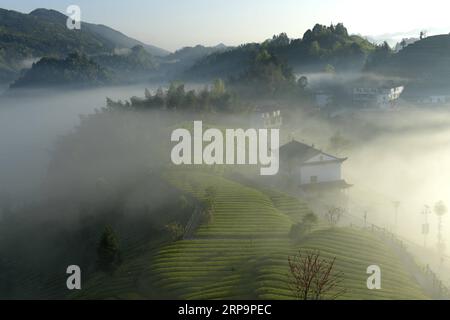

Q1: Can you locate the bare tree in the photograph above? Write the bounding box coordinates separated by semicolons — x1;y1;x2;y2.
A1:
421;205;431;247
325;206;345;226
288;250;346;300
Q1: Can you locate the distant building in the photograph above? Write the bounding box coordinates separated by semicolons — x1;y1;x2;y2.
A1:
418;95;449;105
279;140;351;193
352;86;404;109
400;85;450;106
406;88;450;106
252;105;282;129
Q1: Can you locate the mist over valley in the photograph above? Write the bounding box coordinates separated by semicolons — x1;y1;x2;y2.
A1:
1;2;450;302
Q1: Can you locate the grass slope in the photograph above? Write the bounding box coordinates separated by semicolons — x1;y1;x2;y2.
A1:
146;171;426;300
75;169;428;300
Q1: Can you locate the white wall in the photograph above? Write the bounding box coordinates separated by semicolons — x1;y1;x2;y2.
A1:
299;162;342;185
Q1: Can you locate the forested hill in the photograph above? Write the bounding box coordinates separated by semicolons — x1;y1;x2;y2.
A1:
93;45;157;76
367;34;450;86
186;23;376;80
167;44;229;64
157;44;230;79
0;8;169;82
10;52;112;89
29;8;170;57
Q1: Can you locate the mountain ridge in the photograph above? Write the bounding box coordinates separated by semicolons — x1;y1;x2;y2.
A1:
29;8;170;57
186;23;377;80
0;7;169;82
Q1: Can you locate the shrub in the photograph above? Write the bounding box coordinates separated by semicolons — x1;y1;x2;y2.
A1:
289;213;318;242
165;222;185;241
289;223;309;242
97;226;121;273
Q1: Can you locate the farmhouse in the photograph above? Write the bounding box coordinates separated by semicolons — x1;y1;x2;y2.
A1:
419;95;448;105
279;140;351;192
352;86;404;109
404;87;450;106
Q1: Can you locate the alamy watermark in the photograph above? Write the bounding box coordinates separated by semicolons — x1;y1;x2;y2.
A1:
66;265;81;290
170;121;279;175
66;5;81;30
366;265;381;290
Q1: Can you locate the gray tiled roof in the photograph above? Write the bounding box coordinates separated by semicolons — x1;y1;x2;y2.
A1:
279;140;321;163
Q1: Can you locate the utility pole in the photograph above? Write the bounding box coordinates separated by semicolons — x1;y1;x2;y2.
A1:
434;201;447;255
363;210;368;228
421;205;431;248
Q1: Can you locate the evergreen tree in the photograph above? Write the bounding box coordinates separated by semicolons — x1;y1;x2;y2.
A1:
97;225;121;273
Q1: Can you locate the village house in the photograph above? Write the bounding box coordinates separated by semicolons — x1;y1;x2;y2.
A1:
404;87;450;106
352;86;404;109
279;140;351;193
419;95;449;105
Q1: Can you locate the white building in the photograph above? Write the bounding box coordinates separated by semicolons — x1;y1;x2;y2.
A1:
279;140;351;192
416;95;449;105
353;86;404;109
404;87;450;106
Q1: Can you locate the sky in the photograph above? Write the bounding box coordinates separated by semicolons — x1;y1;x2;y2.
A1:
1;0;450;52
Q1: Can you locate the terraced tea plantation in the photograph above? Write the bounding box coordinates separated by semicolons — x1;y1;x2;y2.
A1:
75;169;428;300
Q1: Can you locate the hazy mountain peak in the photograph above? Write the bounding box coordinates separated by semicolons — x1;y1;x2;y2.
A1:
1;7;170;58
29;8;67;24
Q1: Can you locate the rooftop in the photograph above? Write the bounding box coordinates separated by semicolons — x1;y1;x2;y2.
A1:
279;140;346;163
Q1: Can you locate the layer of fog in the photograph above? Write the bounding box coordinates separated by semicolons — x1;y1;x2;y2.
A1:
0;84;175;200
3;85;449;247
2;81;450;286
288;106;450;281
295;72;408;91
